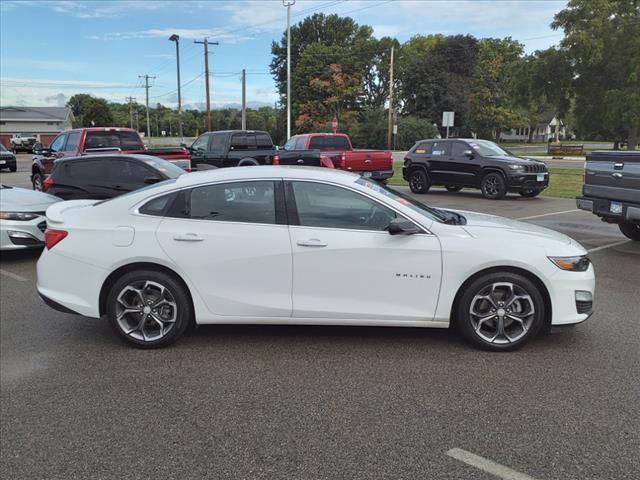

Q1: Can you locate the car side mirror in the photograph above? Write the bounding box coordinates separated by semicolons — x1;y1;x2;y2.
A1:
179;142;188;149
463;150;474;158
33;143;45;155
143;176;162;184
387;217;422;235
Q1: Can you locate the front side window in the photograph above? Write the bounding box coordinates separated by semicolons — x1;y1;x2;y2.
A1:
191;134;209;153
184;181;276;224
450;141;470;157
49;134;67;152
283;136;297;151
290;181;396;232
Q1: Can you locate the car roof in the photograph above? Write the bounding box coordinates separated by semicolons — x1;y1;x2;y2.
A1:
206;130;269;135
66;127;139;133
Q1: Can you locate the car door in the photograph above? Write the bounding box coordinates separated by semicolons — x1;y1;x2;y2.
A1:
286;180;442;321
425;140;451;185
447;141;480;186
42;133;68;174
155;180;293;317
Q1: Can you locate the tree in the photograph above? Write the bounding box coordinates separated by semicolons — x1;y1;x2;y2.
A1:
360;36;400;109
552;0;640;148
67;94;113;127
469;38;524;139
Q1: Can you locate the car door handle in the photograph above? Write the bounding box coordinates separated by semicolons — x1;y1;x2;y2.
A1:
173;233;204;242
297;158;304;164
364;159;372;164
297;238;327;247
611;173;623;179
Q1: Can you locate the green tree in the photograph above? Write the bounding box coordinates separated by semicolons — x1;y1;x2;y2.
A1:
67;94;113;127
552;0;640;148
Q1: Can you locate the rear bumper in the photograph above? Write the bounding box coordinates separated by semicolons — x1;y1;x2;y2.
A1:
577;196;640;223
360;169;394;181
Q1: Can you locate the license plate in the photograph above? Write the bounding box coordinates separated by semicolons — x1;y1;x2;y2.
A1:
362;172;372;178
610;201;623;214
0;160;6;165
537;173;545;181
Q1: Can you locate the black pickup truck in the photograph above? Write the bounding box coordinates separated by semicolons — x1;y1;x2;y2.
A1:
576;151;640;241
188;130;331;170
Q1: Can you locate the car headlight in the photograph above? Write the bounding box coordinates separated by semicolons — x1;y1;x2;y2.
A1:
508;164;525;171
0;212;41;221
548;255;591;272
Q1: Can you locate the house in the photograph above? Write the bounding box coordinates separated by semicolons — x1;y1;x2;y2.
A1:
500;112;567;143
0;106;74;149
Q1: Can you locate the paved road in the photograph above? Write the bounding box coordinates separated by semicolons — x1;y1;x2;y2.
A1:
1;164;639;479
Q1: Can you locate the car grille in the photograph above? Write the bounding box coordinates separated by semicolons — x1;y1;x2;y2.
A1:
576;299;593;315
37;221;47;233
524;164;547;173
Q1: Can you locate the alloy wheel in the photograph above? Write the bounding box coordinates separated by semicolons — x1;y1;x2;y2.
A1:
483;177;499;197
469;282;535;345
410;172;425;192
115;280;178;342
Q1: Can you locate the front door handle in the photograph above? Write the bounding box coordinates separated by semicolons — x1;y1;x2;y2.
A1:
297;238;327;247
611;172;623;179
297;159;304;164
173;233;204;242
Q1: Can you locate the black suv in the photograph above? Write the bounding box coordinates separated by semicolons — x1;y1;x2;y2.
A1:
44;154;184;200
402;138;549;199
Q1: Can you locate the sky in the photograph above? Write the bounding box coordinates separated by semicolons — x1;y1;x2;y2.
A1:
0;0;568;111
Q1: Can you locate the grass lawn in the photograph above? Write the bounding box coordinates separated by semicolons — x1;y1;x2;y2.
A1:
388;163;582;199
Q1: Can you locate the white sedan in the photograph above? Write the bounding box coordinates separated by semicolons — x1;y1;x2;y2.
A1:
37;167;595;350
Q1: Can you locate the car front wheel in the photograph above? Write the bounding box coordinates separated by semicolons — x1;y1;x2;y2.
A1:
480;172;507;199
106;270;192;348
456;272;545;351
32;173;44;191
619;223;640;241
408;169;430;194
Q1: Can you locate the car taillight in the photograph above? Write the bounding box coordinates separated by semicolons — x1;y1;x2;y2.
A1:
43;176;54;191
339;152;346;169
45;229;68;249
320;155;335;169
272;155;280;166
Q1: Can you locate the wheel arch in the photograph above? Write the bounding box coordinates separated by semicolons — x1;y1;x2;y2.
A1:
238;157;260;166
408;161;430;177
450;265;552;329
480;167;508;181
99;262;195;320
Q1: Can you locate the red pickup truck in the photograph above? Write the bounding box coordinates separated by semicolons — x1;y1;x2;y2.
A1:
284;133;393;181
30;127;191;191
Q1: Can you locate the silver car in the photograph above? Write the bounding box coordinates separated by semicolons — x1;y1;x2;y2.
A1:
0;185;61;251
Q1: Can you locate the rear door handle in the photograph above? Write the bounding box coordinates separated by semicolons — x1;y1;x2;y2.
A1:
297;159;304;164
297;238;327;247
611;173;623;179
173;233;204;242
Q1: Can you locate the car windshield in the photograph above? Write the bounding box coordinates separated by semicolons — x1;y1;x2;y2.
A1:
467;139;510;156
355;177;455;224
0;144;8;152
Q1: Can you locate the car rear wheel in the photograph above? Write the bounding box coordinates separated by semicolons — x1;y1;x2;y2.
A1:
481;172;507;200
619;223;640;241
408;169;430;194
520;189;541;198
106;270;192;348
32;173;44;191
456;272;545;351
445;185;463;192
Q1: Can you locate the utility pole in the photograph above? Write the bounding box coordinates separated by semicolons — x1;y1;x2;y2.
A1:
387;46;394;150
138;74;155;138
283;0;295;139
169;34;183;139
194;38;219;131
241;69;247;130
125;96;136;128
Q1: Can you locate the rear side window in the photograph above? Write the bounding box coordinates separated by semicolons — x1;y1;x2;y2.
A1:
256;133;273;149
84;131;143;151
63;159;105;182
430;141;450;156
413;142;431;154
139;192;177;216
63;132;81;152
108;160;153;184
230;133;248;151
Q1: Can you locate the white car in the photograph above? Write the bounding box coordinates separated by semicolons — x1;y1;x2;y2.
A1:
0;185;61;250
36;167;595;350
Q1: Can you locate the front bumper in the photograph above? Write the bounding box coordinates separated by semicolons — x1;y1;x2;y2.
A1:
507;172;549;191
0;156;16;168
0;216;47;251
548;263;596;325
577;196;640;224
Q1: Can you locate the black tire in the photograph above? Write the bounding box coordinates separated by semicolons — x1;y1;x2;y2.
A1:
619;223;640;241
480;172;507;200
32;172;44;191
520;189;541;198
408;169;430;194
106;269;192;348
445;185;463;192
455;272;545;351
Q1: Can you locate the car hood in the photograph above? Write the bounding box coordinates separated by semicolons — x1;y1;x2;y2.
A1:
455;210;577;246
485;154;545;166
0;151;15;158
0;186;61;212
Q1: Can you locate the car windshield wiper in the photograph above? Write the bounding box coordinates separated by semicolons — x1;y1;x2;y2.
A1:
437;209;467;225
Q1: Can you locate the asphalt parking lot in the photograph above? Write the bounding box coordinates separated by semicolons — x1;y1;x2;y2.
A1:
1;156;639;479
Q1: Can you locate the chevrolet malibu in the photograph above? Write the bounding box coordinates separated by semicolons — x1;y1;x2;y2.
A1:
37;167;595;350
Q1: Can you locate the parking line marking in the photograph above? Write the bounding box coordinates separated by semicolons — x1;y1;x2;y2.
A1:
0;269;28;282
447;448;538;480
517;209;580;220
587;239;631;253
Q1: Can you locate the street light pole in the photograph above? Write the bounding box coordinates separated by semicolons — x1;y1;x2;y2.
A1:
169;34;183;139
283;0;295;140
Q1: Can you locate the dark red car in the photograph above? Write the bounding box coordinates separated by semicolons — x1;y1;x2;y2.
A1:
31;127;191;191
